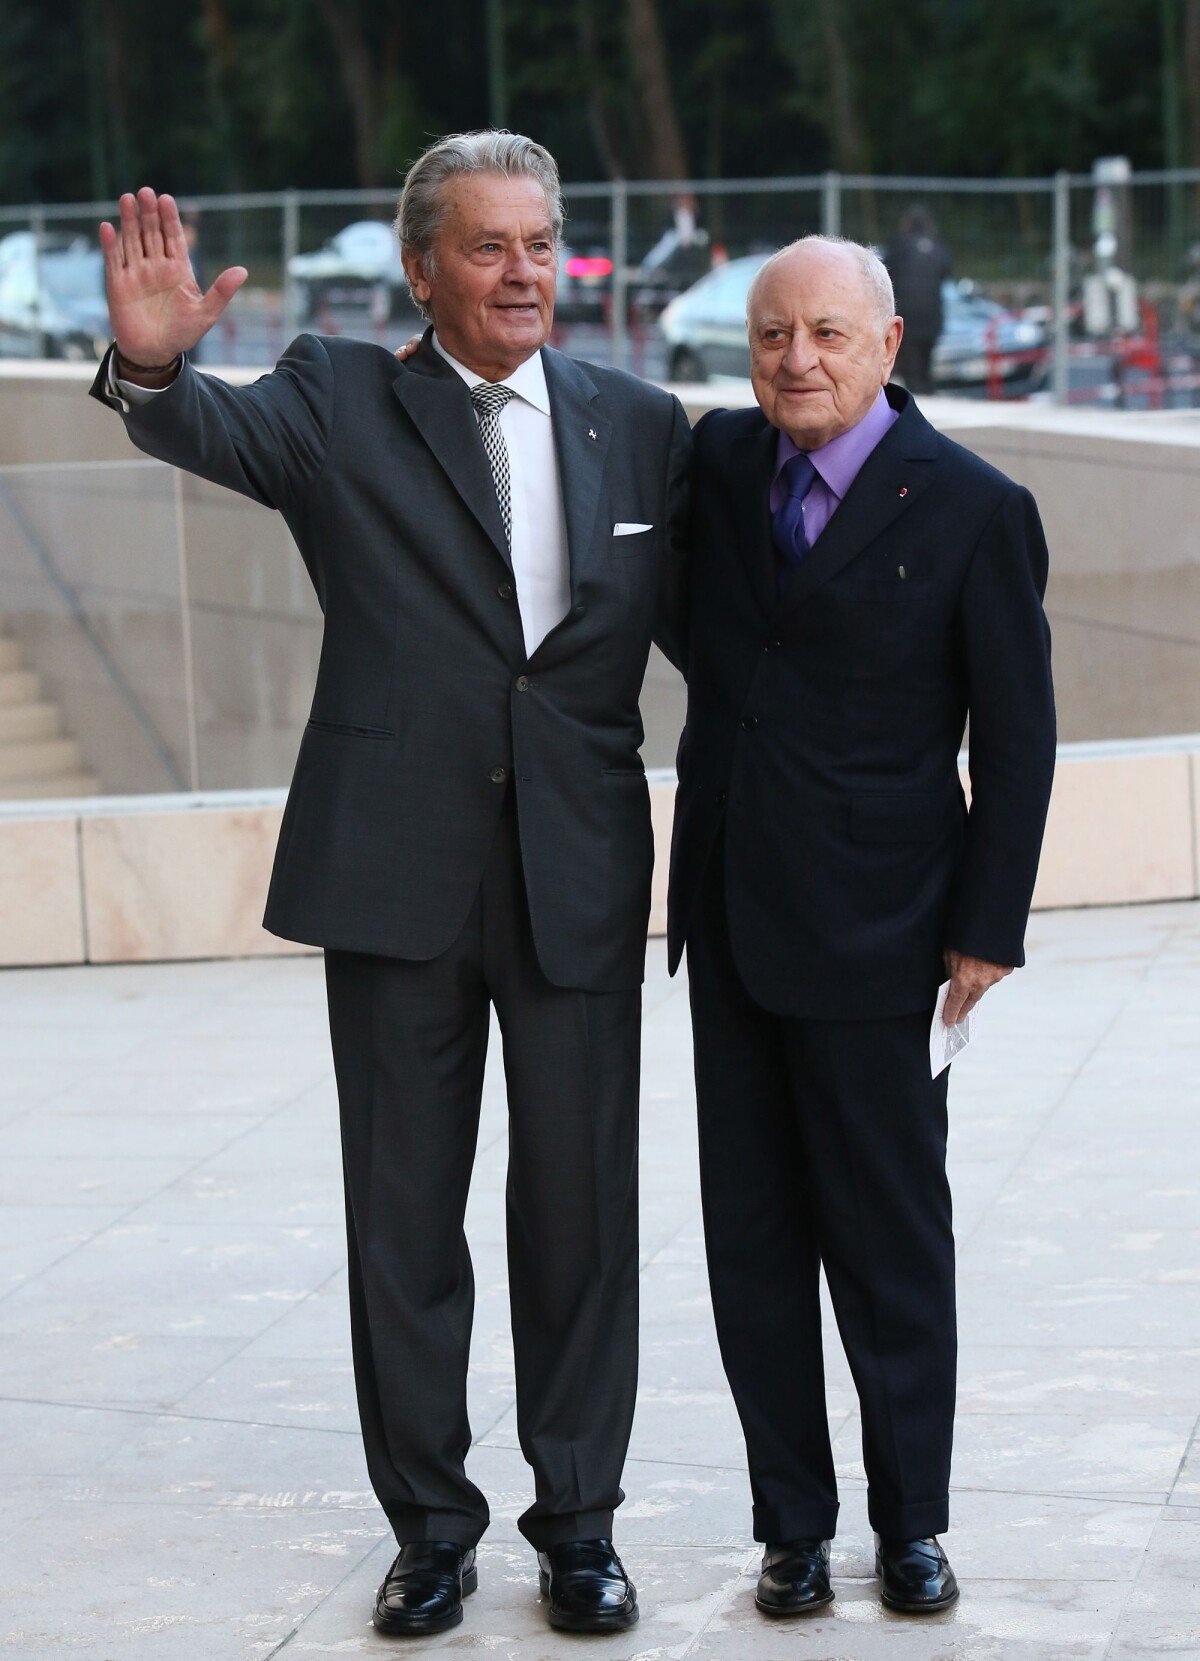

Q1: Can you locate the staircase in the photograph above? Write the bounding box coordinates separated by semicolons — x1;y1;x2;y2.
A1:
0;619;100;800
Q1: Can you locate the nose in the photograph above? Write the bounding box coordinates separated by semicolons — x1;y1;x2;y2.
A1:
782;331;820;377
505;247;539;287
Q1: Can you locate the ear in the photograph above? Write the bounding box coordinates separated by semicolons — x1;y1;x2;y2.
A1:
402;246;433;308
882;315;903;379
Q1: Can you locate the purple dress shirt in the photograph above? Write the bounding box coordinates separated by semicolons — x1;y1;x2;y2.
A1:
768;389;899;546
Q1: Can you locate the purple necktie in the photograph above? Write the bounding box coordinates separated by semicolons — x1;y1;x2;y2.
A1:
771;451;817;592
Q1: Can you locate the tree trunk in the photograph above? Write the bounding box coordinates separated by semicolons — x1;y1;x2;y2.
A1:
314;0;383;187
577;0;627;179
624;0;689;180
97;0;134;187
200;0;241;191
816;0;869;175
1185;0;1200;168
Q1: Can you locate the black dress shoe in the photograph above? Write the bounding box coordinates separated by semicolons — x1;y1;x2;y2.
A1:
373;1541;477;1636
755;1537;834;1616
875;1536;959;1613
537;1538;638;1632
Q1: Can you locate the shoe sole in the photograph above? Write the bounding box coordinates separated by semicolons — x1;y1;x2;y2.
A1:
879;1585;960;1614
538;1570;639;1633
755;1589;835;1617
372;1566;477;1636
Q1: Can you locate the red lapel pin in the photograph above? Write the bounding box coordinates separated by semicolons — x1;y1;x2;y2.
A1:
898;485;908;497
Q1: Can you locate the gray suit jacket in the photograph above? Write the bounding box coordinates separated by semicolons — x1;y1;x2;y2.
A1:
90;331;691;990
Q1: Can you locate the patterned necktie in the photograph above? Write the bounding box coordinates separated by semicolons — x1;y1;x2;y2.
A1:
471;381;517;547
770;451;818;592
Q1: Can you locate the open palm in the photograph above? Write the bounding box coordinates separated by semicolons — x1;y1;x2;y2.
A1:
100;188;248;367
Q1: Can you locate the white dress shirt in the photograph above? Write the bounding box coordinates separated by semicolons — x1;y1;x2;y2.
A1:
431;334;570;657
111;333;572;658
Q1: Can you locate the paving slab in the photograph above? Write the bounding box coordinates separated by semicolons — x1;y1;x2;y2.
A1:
0;899;1197;1657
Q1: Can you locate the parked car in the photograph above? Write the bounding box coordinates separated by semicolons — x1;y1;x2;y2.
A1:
0;232;110;361
659;254;1047;389
288;220;409;320
631;225;714;318
555;245;614;324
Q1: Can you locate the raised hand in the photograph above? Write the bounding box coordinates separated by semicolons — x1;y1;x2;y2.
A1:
99;188;248;370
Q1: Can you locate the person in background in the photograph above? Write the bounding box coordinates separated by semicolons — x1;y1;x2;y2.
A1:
883;208;952;395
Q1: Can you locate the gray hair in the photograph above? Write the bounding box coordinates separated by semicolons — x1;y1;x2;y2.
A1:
747;235;896;332
395;129;565;320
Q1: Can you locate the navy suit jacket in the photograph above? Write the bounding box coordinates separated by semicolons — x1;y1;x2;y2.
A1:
667;384;1056;1021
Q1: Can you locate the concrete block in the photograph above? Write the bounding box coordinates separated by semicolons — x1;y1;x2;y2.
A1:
0;816;85;966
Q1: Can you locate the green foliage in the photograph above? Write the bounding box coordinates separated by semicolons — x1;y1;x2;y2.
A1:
0;0;1187;206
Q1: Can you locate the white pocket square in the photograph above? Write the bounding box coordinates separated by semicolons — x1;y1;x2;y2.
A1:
613;522;654;535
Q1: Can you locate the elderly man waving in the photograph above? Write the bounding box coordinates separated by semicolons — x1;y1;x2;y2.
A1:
93;132;690;1637
668;236;1055;1618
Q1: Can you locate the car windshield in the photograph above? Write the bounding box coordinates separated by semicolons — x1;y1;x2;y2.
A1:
40;253;105;302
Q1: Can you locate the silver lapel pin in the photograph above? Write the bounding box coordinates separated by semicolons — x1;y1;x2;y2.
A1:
587;427;598;441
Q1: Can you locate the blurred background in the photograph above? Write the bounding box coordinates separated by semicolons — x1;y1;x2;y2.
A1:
1;0;1199;804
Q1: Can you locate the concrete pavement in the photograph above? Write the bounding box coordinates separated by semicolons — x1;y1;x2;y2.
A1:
0;899;1197;1657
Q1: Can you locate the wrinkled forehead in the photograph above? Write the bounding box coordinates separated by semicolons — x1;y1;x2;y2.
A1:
750;250;877;328
438;171;553;237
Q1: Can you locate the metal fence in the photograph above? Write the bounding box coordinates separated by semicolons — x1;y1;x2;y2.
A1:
4;169;1200;406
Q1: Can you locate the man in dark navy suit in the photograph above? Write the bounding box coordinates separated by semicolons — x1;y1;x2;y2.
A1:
668;237;1055;1617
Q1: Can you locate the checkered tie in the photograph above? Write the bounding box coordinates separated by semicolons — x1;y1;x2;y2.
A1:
471;381;517;546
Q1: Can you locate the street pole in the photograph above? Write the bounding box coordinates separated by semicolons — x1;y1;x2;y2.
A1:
611;179;629;372
487;0;507;128
822;170;842;238
1052;171;1071;406
282;189;300;343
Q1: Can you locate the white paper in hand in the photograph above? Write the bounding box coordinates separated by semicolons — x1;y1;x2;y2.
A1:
930;980;976;1078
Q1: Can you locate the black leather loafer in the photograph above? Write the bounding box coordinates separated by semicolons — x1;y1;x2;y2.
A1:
373;1541;477;1636
537;1538;638;1632
875;1536;959;1613
755;1537;834;1615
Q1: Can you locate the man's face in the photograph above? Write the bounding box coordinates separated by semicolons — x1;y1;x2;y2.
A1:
748;246;902;448
403;172;557;379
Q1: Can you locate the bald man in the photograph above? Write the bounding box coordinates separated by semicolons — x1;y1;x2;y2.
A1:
667;237;1055;1616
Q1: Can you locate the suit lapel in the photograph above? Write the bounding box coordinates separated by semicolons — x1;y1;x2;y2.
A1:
542;347;610;604
732;418;780;620
392;334;511;567
775;390;940;620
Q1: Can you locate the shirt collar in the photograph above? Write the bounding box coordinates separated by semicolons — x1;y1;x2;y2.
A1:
773;388;895;501
431;332;551;416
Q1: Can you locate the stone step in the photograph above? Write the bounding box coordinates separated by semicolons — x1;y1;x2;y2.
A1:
0;736;82;782
0;638;23;671
0;702;61;743
0;668;41;706
0;771;99;801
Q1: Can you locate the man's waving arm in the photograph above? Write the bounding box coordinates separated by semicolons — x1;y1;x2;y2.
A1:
93;188;332;511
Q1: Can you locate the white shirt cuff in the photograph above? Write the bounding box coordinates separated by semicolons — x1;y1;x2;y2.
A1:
107;351;184;411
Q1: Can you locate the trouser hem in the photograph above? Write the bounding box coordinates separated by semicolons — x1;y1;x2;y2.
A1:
869;1497;950;1539
752;1500;840;1544
519;1509;616;1550
390;1515;488;1551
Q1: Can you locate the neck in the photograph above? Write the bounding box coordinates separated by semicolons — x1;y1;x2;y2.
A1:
432;328;539;382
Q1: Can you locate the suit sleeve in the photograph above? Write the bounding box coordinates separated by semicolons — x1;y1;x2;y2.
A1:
944;483;1056;968
88;333;334;513
652;394;694;675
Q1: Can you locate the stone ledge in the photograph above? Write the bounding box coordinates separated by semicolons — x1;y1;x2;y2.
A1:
1;736;1197;967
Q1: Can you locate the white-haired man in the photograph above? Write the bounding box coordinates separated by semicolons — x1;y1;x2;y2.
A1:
91;132;691;1637
667;237;1055;1616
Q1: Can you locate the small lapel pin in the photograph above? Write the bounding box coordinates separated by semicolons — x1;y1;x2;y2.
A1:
898;485;908;497
588;427;598;441
898;565;907;579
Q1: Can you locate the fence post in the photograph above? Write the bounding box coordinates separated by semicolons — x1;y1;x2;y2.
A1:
822;171;842;238
31;204;47;360
611;178;629;372
282;189;300;342
1052;170;1071;405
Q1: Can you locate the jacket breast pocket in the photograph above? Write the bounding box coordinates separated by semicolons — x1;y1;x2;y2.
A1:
611;525;658;559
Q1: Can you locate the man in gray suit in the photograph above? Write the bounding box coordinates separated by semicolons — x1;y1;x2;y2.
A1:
92;132;690;1638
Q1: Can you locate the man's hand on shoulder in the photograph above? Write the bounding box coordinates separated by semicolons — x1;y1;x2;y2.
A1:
100;188;248;382
395;335;422;365
942;949;1012;1025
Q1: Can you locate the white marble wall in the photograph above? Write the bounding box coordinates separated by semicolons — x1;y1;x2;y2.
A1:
1;739;1198;967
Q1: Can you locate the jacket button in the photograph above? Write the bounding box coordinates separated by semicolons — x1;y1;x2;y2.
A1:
515;675;530;692
490;766;508;784
715;789;727;805
497;582;514;600
741;715;757;731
